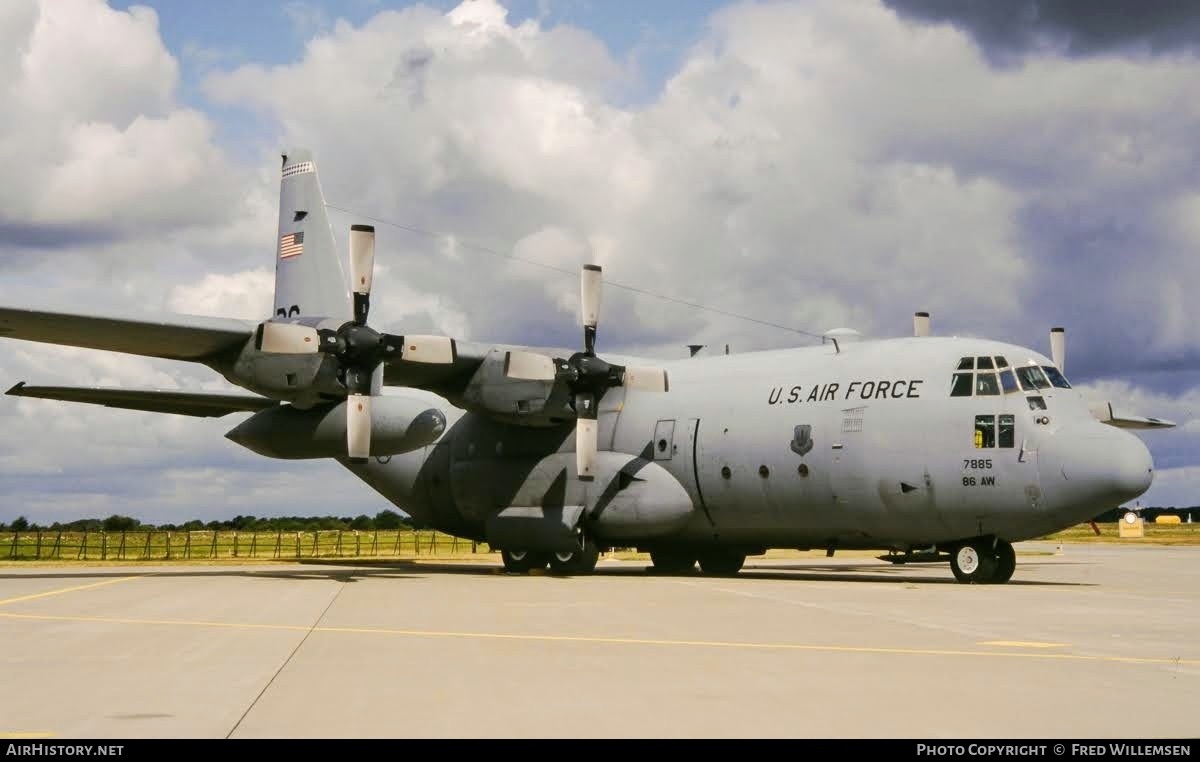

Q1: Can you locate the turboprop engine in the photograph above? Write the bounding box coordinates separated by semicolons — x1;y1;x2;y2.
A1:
225;396;445;459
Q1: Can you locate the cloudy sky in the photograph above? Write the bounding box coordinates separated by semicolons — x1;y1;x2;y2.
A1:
1;0;1197;525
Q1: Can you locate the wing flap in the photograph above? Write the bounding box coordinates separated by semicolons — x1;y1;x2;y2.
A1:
0;306;254;362
6;383;278;418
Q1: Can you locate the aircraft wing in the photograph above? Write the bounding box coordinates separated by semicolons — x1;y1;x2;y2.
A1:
1089;402;1177;430
0;306;255;362
6;383;278;418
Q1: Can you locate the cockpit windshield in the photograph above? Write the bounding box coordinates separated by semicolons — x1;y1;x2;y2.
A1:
1014;365;1050;391
1041;366;1072;389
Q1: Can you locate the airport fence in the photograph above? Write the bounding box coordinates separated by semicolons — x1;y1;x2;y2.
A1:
0;529;493;562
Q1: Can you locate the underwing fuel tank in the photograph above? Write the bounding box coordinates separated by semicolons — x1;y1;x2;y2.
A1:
225;396;445;459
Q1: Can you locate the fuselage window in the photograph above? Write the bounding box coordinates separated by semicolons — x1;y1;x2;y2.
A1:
1041;366;1072;389
998;414;1015;448
957;357;974;371
1015;365;1050;391
976;356;995;370
999;369;1018;394
994;356;1009;368
974;415;996;448
1027;395;1047;411
950;373;973;397
975;373;1000;395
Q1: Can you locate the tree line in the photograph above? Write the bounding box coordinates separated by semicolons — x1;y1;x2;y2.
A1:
0;510;412;533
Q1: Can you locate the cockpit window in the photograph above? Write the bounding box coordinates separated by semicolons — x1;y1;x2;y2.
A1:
975;373;1000;396
994;356;1009;368
1015;365;1050;391
1027;395;1047;411
957;357;974;371
1041;366;1072;389
976;356;994;370
950;372;973;397
999;370;1018;394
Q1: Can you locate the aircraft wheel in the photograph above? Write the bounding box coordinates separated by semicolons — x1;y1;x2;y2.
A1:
649;549;696;574
697;549;745;576
548;535;600;576
501;549;549;574
950;541;998;584
990;540;1016;584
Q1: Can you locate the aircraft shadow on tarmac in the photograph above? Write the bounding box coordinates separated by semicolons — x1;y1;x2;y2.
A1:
0;559;1093;586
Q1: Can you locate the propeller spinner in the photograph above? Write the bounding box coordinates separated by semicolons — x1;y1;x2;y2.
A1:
504;264;669;481
259;225;455;462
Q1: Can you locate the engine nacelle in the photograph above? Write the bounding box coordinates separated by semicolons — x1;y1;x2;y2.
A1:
226;396;445;459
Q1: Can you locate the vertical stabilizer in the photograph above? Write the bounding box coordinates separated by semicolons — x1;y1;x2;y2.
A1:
274;149;351;321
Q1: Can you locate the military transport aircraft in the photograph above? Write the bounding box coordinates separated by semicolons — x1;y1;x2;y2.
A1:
1;150;1176;583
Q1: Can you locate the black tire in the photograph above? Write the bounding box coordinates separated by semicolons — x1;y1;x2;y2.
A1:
650;548;697;574
548;535;600;576
501;549;548;574
697;549;745;576
950;541;998;584
991;540;1016;584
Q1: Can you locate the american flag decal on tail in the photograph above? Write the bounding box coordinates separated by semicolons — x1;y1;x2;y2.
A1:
279;232;304;259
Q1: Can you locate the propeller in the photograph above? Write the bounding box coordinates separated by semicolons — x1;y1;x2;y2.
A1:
259;224;455;462
503;264;669;481
1050;327;1065;372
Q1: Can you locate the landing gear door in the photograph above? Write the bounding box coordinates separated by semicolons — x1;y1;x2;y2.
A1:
653;419;676;461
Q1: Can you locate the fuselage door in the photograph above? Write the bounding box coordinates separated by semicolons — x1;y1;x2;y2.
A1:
830;406;868;506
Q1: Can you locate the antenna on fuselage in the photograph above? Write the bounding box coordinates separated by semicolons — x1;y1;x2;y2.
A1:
687;344;705;358
914;311;931;337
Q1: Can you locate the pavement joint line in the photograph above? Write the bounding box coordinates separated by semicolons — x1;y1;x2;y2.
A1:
0;575;143;606
0;610;1194;666
0;733;55;739
980;641;1068;648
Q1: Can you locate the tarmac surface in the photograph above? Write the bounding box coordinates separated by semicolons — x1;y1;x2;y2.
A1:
1;542;1197;739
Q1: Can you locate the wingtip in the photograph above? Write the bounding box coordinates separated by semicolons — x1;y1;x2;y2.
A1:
5;381;26;395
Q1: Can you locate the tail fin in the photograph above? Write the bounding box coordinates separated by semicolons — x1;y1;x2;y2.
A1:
274;149;351;321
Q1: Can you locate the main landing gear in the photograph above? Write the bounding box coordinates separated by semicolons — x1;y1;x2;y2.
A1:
950;538;1016;584
649;548;747;576
501;534;600;576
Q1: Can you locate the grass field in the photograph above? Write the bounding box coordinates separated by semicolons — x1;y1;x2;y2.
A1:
1;522;1197;565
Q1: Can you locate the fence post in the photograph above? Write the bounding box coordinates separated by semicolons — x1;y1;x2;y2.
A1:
334;530;343;557
165;532;172;560
274;531;282;559
233;531;239;558
394;530;402;555
313;531;320;557
209;531;218;559
250;532;257;558
36;530;43;560
53;530;62;559
80;530;87;560
371;529;378;556
8;532;17;560
355;530;361;557
185;531;192;560
118;531;126;561
142;532;151;560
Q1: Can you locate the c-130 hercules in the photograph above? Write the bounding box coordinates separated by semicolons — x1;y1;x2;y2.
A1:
2;150;1174;582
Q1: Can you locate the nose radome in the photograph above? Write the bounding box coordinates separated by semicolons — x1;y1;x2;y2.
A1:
1111;428;1154;500
1039;424;1154;508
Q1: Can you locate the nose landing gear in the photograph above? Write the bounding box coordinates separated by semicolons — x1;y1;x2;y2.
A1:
950;538;1015;584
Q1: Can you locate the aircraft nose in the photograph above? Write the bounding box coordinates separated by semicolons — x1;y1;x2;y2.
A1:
1038;423;1154;512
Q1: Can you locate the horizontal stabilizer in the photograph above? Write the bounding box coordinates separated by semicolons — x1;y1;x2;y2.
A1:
6;383;278;418
1089;401;1177;430
0;306;254;362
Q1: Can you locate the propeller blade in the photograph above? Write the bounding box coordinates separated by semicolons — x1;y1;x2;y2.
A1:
581;264;601;354
350;224;375;325
913;311;930;337
347;394;371;463
504;350;556;381
623;365;669;392
259;322;320;354
1050;327;1065;372
400;335;456;364
576;418;597;481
